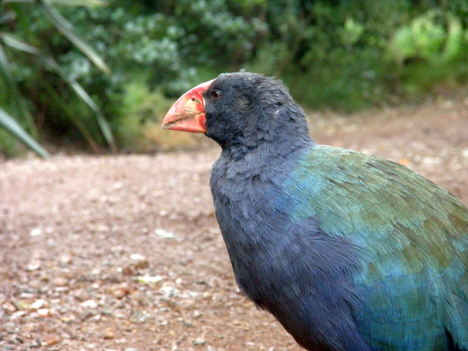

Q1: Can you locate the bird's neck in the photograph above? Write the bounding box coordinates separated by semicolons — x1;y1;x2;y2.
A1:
217;134;315;180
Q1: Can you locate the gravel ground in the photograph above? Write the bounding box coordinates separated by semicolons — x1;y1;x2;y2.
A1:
1;100;468;351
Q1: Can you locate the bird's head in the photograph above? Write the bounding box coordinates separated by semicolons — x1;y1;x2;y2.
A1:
162;72;310;149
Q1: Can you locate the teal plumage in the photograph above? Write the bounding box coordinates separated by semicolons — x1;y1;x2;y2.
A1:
283;145;468;350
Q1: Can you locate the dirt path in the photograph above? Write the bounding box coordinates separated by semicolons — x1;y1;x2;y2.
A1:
1;100;468;351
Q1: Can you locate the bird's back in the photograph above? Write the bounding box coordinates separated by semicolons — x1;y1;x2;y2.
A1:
283;145;468;350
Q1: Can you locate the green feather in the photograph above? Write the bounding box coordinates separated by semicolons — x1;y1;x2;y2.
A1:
283;145;468;350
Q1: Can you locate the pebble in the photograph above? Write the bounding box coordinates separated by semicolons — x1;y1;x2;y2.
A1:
133;275;162;284
30;299;46;310
37;308;51;317
160;286;179;298
134;259;149;269
52;277;69;286
41;334;60;346
130;254;145;261
73;288;89;302
2;302;16;315
155;229;175;238
193;338;205;345
101;305;113;316
26;262;41;272
29;228;42;236
108;284;131;299
19;292;35;299
81;300;98;308
103;327;115;339
9;311;27;320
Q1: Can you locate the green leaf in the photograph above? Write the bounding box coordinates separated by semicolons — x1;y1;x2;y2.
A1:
0;108;50;158
0;41;37;136
47;0;107;5
37;0;112;75
41;82;102;154
41;56;117;152
0;31;116;152
3;0;107;7
0;32;42;55
0;11;16;25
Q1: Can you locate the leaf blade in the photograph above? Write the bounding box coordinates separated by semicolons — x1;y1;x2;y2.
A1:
3;0;106;5
38;0;111;75
0;41;37;136
0;107;50;158
41;56;117;152
0;31;42;55
1;31;116;152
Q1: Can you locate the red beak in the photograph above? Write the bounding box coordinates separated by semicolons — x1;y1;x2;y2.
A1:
161;79;214;133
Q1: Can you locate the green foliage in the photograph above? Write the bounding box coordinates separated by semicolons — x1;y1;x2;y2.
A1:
248;0;406;110
247;0;468;109
62;0;266;93
3;0;468;157
0;0;114;157
385;8;468;98
388;10;465;65
117;80;169;152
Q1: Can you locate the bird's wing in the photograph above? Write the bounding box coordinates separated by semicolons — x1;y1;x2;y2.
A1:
282;145;468;350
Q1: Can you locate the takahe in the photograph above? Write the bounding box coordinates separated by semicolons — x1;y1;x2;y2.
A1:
162;72;468;351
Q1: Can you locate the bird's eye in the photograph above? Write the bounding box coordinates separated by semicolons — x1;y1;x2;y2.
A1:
211;90;221;100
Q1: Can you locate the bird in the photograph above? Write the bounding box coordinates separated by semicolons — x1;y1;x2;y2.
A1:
161;71;468;351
